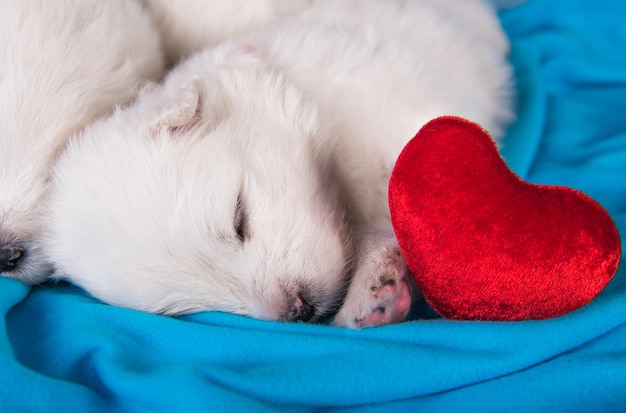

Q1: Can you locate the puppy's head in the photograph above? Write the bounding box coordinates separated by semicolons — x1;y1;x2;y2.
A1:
48;49;352;322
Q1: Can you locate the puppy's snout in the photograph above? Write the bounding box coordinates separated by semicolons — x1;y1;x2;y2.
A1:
0;246;23;273
288;293;315;322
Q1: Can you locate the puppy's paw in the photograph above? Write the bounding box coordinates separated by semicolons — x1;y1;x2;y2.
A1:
332;233;417;328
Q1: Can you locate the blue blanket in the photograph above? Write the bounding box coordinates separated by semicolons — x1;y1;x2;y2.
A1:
3;0;626;411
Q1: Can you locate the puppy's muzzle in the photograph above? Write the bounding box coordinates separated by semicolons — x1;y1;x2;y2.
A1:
0;246;24;273
286;293;315;322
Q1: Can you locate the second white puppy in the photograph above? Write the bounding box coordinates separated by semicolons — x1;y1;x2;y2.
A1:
0;0;163;283
48;0;514;327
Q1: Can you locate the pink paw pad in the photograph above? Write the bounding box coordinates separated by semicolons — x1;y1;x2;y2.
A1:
360;276;412;326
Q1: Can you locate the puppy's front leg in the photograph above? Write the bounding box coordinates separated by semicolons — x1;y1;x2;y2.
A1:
332;220;421;328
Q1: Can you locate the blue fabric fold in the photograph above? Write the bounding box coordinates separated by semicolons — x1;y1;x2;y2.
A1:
3;0;626;411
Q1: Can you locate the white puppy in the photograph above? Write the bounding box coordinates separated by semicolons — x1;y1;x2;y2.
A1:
0;0;163;283
48;0;514;327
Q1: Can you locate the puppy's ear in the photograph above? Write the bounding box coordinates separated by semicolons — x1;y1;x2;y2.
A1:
150;78;203;137
158;81;200;130
148;76;228;138
240;42;266;59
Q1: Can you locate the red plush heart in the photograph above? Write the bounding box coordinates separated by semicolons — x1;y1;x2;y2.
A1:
389;116;621;321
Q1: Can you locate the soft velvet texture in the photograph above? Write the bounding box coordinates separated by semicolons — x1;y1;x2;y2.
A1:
389;116;621;321
3;0;626;411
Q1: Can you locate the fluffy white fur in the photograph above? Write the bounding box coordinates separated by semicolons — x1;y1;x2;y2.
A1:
145;0;311;66
48;0;514;327
0;0;163;283
0;0;164;283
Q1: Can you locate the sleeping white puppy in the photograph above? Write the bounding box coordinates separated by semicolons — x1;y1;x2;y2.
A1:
0;0;163;283
47;0;514;328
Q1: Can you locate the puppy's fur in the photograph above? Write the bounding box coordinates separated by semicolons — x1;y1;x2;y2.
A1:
145;0;311;66
48;0;514;327
0;0;163;283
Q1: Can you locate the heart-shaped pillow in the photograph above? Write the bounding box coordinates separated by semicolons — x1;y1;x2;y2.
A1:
389;116;621;321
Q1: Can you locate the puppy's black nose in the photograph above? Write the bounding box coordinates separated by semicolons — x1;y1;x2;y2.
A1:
0;247;23;273
289;294;315;322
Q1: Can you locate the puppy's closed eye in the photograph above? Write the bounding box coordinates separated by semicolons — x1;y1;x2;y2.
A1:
234;194;249;242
